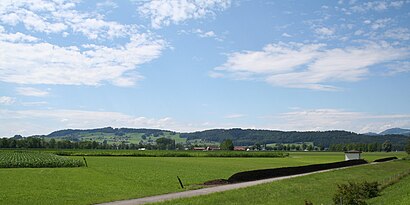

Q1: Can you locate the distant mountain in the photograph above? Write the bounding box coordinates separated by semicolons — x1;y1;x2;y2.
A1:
379;128;410;136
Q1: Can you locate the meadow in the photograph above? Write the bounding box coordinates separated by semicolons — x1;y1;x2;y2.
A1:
52;149;288;158
155;159;410;205
0;151;406;205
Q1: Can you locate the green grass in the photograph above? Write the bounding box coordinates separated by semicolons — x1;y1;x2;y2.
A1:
368;162;410;205
155;159;410;205
0;151;406;205
53;149;288;158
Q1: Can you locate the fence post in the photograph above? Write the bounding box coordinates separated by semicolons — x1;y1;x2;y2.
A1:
177;176;184;189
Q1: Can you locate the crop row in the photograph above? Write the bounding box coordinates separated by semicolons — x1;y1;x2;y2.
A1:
0;151;84;168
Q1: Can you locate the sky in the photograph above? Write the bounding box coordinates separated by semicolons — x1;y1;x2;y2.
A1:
1;0;410;137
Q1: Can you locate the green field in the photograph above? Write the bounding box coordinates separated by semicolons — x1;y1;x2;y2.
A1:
53;149;288;158
156;159;410;205
0;151;406;205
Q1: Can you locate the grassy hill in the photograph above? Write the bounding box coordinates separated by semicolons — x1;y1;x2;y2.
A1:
30;127;410;149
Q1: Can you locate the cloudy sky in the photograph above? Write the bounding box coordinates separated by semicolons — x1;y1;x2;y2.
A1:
1;0;410;136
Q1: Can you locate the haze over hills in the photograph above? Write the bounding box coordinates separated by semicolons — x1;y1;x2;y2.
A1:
23;127;410;150
379;128;410;136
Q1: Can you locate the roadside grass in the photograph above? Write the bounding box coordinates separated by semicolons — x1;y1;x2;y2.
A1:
154;160;410;205
367;160;410;205
0;151;405;205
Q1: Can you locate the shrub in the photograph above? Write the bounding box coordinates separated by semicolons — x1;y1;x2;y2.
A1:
333;181;379;205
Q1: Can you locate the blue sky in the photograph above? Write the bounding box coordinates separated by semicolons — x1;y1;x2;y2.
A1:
1;0;410;136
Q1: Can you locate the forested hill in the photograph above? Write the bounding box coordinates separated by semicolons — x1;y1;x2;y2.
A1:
47;127;173;138
36;127;410;149
180;129;409;147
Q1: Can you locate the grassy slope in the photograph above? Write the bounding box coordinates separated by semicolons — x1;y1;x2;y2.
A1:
368;170;410;205
0;152;405;205
155;159;410;205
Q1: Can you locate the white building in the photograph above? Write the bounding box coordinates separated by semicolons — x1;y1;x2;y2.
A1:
344;150;362;161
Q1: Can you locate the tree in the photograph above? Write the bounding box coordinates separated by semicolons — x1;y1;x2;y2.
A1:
220;139;234;150
156;137;175;150
302;143;307;150
383;140;392;152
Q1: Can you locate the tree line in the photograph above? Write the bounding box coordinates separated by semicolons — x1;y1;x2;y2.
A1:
0;137;178;150
181;129;409;149
328;141;395;152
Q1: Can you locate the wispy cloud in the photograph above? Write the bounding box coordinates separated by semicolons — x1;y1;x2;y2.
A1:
0;96;15;105
272;108;410;133
180;28;224;41
16;87;49;97
224;114;245;119
315;27;335;36
350;1;406;12
212;42;409;90
137;0;231;28
0;109;176;136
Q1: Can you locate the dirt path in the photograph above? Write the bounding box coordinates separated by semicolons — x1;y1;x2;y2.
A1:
97;164;371;205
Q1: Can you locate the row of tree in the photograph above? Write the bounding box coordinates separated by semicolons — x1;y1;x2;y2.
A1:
2;137;410;153
0;137;178;150
328;141;394;152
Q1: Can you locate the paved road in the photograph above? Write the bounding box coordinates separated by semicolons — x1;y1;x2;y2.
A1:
97;164;369;205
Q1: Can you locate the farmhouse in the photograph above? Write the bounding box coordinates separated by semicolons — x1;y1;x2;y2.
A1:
193;147;206;151
234;146;247;151
344;150;362;161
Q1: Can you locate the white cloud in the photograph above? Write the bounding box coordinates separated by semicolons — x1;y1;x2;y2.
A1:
0;0;135;40
0;34;165;86
96;0;118;10
385;61;410;75
16;87;49;97
0;108;178;136
0;27;38;42
385;28;410;40
371;18;392;30
21;101;48;106
273;108;410;133
0;0;167;87
224;114;245;119
0;96;15;105
137;0;231;28
315;27;335;36
282;33;292;37
213;42;409;90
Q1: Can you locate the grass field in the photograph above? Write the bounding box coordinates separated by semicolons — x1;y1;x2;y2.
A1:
368;167;410;205
0;151;406;205
53;149;288;158
155;159;410;205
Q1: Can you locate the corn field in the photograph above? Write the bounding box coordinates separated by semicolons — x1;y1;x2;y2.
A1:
0;151;85;168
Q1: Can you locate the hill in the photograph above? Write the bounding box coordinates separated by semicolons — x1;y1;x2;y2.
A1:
379;128;410;136
180;128;409;149
30;127;410;150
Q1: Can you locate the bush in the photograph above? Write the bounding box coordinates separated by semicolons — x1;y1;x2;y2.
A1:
333;181;379;205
